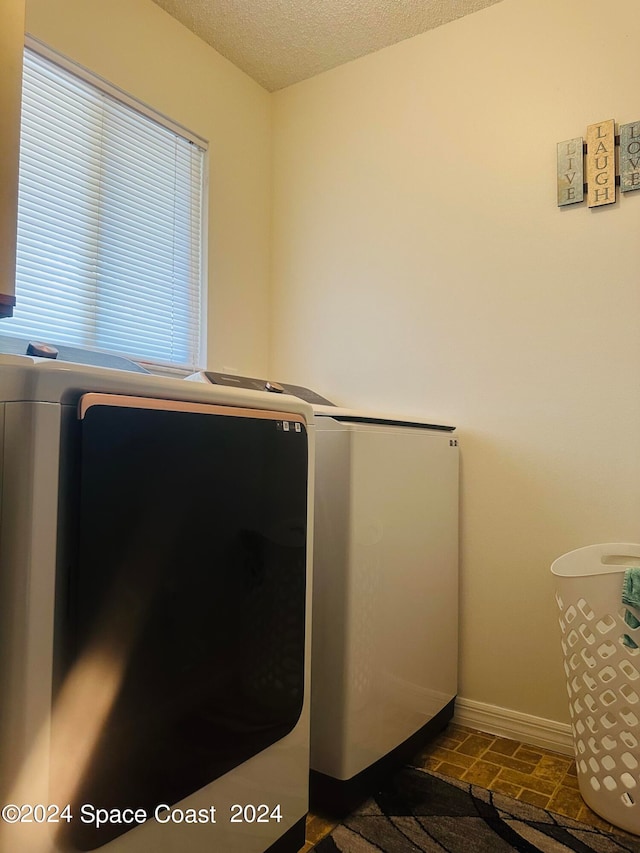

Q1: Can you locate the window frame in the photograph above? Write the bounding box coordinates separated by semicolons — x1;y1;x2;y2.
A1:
13;35;209;375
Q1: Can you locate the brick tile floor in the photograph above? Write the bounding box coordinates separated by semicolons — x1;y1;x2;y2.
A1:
410;723;611;828
303;722;639;849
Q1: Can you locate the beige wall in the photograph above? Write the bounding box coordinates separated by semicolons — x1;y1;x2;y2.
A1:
0;0;26;313
271;0;640;724
26;0;272;375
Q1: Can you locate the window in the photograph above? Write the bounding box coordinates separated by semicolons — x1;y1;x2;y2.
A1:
6;42;206;371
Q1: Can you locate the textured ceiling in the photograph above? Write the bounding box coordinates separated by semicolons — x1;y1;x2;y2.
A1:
150;0;505;92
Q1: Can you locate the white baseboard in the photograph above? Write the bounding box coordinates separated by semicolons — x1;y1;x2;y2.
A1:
453;697;574;757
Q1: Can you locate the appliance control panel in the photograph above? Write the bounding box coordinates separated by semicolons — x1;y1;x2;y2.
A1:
202;371;336;407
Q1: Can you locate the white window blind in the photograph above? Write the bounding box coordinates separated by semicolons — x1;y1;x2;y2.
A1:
6;45;206;370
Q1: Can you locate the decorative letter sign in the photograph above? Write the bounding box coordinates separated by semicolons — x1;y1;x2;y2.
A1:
620;121;640;193
556;118;640;208
586;120;615;207
557;137;584;206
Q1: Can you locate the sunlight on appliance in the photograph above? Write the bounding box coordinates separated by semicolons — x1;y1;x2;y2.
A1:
0;645;126;853
0;526;164;853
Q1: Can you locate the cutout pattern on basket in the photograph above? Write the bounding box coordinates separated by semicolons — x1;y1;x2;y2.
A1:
557;593;640;815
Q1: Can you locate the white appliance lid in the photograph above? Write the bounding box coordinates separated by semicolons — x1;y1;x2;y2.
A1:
313;405;455;432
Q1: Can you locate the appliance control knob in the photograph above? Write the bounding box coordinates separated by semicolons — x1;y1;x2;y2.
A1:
265;381;284;393
26;341;59;359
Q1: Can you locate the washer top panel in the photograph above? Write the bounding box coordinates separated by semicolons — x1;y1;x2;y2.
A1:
0;333;149;372
192;371;336;407
188;371;454;432
0;355;314;425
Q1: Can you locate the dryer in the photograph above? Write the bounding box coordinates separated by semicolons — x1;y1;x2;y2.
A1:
189;372;459;815
0;350;314;853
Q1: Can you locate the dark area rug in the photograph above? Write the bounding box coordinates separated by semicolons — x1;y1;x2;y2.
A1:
313;767;640;852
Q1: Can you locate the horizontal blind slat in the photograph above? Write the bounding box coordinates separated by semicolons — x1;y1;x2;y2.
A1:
10;45;205;370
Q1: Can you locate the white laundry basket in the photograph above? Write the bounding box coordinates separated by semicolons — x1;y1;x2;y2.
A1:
552;543;640;834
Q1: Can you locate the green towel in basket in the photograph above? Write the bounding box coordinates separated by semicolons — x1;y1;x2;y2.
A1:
622;567;640;649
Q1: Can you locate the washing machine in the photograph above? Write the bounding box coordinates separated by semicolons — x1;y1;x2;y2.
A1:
309;403;459;813
0;344;314;853
189;372;459;814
